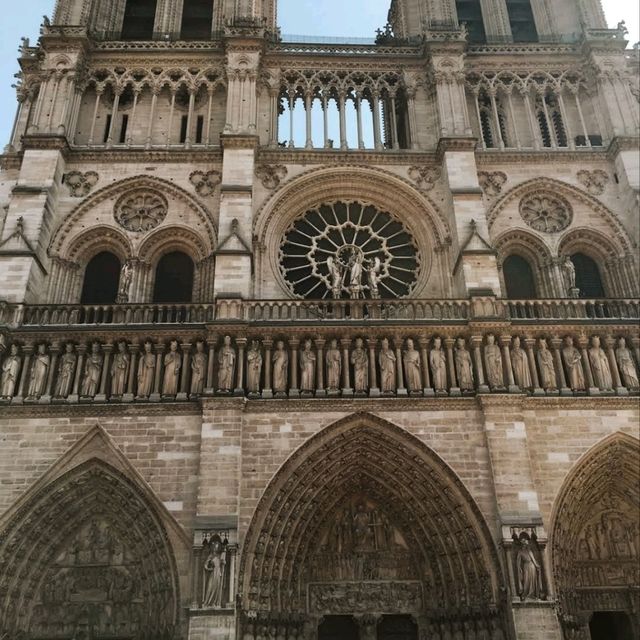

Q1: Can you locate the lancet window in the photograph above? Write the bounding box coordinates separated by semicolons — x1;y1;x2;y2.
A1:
121;0;158;40
181;0;215;39
455;0;486;43
506;0;538;42
80;251;121;304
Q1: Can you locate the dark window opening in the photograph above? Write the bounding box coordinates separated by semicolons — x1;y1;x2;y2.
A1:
152;251;195;303
506;0;538;42
180;115;189;143
456;0;486;43
195;115;205;143
572;253;605;298
319;616;360;640
575;134;603;147
504;254;537;299
378;615;418;640
119;114;129;144
181;0;214;39
81;252;121;304
103;114;112;143
589;612;634;640
121;0;157;40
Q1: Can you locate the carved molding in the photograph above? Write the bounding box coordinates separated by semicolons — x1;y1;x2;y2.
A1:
577;169;609;196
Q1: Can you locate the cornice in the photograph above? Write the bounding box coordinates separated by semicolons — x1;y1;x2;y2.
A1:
0;402;201;418
475;148;609;165
257;148;437;165
221;134;260;150
66;147;224;164
21;135;70;153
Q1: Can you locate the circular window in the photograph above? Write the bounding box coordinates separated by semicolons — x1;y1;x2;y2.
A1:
114;189;168;233
279;201;421;299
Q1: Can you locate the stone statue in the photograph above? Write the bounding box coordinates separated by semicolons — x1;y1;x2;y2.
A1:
110;341;129;396
162;340;181;396
118;260;133;302
403;338;422;393
515;534;544;600
300;339;316;393
348;251;364;299
379;338;396;393
325;338;342;391
81;342;103;398
247;340;263;394
54;343;76;398
455;338;474;391
616;337;639;389
327;256;344;299
430;336;447;392
202;538;227;608
537;338;557;392
217;336;236;392
489;619;505;640
588;336;613;391
190;341;207;396
366;257;382;298
27;343;50;399
562;256;576;295
137;340;155;398
562;336;585;391
351;338;368;392
272;340;289;394
511;336;532;390
484;334;504;390
1;343;21;398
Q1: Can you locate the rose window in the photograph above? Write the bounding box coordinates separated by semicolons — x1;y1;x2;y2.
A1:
279;201;420;299
519;193;572;233
114;190;168;233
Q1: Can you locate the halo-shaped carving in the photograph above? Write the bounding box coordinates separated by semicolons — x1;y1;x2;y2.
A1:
279;201;421;299
519;192;572;234
114;189;168;233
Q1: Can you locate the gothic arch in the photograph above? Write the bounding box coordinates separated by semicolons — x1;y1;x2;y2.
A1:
66;224;134;265
549;432;640;636
238;412;508;632
557;227;621;262
137;224;210;266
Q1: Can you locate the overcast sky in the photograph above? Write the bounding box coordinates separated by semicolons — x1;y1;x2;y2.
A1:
0;0;637;146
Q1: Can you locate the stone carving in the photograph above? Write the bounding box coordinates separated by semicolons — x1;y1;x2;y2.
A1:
588;336;613;391
27;343;50;399
81;342;103;398
348;250;365;299
255;164;287;190
190;169;222;197
163;340;181;396
562;256;577;296
325;339;342;392
513;532;544;600
203;534;228;608
562;336;585;391
309;581;422;614
478;171;507;197
379;338;396;394
484;334;505;391
577;169;609;196
117;260;133;303
136;340;155;399
1;343;21;398
366;256;382;299
247;340;263;395
64;170;99;197
190;341;207;396
54;343;76;398
430;337;447;393
455;338;474;391
272;340;289;394
616;337;639;390
110;341;129;396
300;339;316;393
114;189;168;232
408;165;440;191
351;338;368;393
511;336;532;390
519;193;572;233
403;338;421;393
217;336;236;393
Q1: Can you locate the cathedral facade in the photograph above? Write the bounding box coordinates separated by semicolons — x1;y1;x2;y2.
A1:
0;0;638;639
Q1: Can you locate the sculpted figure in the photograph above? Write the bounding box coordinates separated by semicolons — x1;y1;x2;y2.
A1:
515;534;544;600
562;256;576;294
351;338;368;392
203;539;227;608
1;344;21;398
616;337;639;389
562;336;585;391
137;340;155;398
110;341;129;396
272;340;289;393
379;338;396;393
162;340;181;396
27;343;50;399
489;619;505;640
190;341;207;396
537;338;557;391
588;336;613;391
118;260;133;301
54;343;76;398
299;339;316;392
430;336;447;392
325;339;342;391
484;334;504;390
366;257;382;298
349;251;364;299
327;256;344;299
246;340;263;394
511;336;532;390
403;338;422;392
217;336;235;392
455;338;474;391
81;343;102;398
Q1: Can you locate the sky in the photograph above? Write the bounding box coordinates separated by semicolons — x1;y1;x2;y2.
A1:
0;0;637;146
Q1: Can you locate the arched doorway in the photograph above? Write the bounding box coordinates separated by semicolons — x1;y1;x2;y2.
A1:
238;414;508;639
80;251;121;304
571;253;605;298
152;251;194;303
589;611;634;640
503;254;537;299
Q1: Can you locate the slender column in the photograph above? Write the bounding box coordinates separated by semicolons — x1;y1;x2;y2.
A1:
551;337;571;395
500;335;519;393
288;90;295;148
69;343;86;403
127;89;139;147
367;338;379;397
146;89;158;148
605;336;627;395
185;89;196;148
389;94;399;149
322;94;329;148
524;338;543;395
540;89;557;148
31;81;48;132
43;342;61;402
205;87;214;145
341;338;353;396
106;89;121;147
268;89;279;147
394;337;407;397
204;340;216;396
506;89;521;149
235;338;246;396
315;338;326;397
419;337;434;396
445;337;459;395
7;97;25;150
68;88;83;140
407;88;419;148
489;88;505;149
305;92;313;149
338;91;347;150
355;93;364;149
46;74;62;131
166;90;176;147
372;92;382;150
521;88;540;150
88;88;103;145
57;76;74;134
124;343;138;402
571;87;591;147
14;344;33;404
150;344;164;402
578;336;597;394
632;338;640;372
557;88;574;148
471;336;489;394
262;338;273;399
178;343;191;400
248;72;257;132
96;343;113;402
473;89;486;149
288;338;300;397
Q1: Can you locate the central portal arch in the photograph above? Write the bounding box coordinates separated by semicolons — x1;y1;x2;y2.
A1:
239;413;509;639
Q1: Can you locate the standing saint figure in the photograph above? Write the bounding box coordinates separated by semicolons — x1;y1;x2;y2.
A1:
511;336;532;390
137;340;156;399
110;341;129;397
616;337;639;390
299;340;316;393
54;343;77;398
118;260;133;302
163;340;181;396
1;344;21;398
379;338;396;394
202;538;227;608
217;336;236;393
351;338;368;393
484;334;504;391
588;336;613;391
430;336;447;393
366;257;382;298
27;343;50;399
562;336;585;391
272;340;289;394
325;339;341;392
403;338;422;393
455;338;474;391
246;340;263;394
537;338;557;392
81;342;103;398
515;534;544;600
349;251;364;299
190;341;208;396
327;256;344;300
562;256;576;295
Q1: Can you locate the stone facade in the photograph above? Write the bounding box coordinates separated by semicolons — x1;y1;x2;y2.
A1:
0;0;638;639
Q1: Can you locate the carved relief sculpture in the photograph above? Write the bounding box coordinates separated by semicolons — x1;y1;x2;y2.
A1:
537;338;558;392
1;343;20;398
511;336;532;390
27;343;50;399
255;164;287;190
562;256;577;296
562;336;586;391
519;193;572;233
478;171;507;197
247;340;263;394
300;339;316;393
114;189;168;232
110;341;129;396
190;341;208;396
64;170;99;197
616;337;639;389
117;260;133;303
54;342;76;398
351;338;368;393
163;340;181;396
455;338;474;391
408;165;440;192
190;169;222;197
217;336;236;393
588;336;613;391
403;338;422;393
484;334;505;391
513;532;544;601
325;339;342;392
137;340;155;399
81;342;103;397
577;169;609;196
272;340;289;394
379;337;396;393
203;535;228;608
430;337;447;393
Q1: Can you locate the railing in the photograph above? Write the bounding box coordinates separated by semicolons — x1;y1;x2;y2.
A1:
506;299;640;322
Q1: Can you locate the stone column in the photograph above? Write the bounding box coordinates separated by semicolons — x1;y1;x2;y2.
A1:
550;337;571;396
419;337;434;396
123;343;138;403
394;337;407;397
204;340;216;396
150;343;164;402
471;335;490;394
42;342;60;404
525;338;544;396
445;337;460;396
500;334;520;393
604;335;627;396
96;342;113;402
578;335;598;396
235;338;247;397
288;338;300;398
262;337;273;399
341;338;353;396
367;338;379;397
315;338;326;398
177;342;192;401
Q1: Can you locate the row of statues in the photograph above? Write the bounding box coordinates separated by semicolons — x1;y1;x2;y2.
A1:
1;334;638;402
